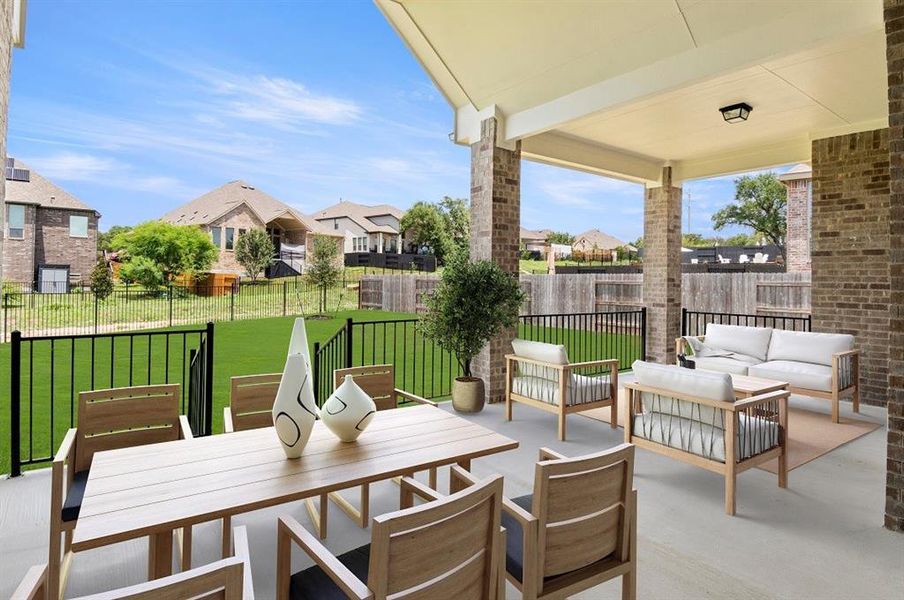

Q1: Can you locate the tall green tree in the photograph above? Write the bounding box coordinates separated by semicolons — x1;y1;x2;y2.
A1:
98;225;133;253
234;228;275;282
111;221;218;285
401;201;450;259
306;235;342;313
712;173;787;258
546;231;575;245
89;261;114;300
438;196;470;255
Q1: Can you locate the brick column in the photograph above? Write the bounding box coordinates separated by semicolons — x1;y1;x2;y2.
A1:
884;0;904;533
0;1;14;280
642;166;682;364
811;130;890;409
778;165;812;272
469;117;520;403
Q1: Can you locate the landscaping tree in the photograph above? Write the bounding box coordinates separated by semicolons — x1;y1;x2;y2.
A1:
111;221;218;287
712;173;787;258
234;228;274;282
89;261;114;301
547;231;576;245
118;255;165;291
419;251;524;378
401;201;449;259
306;235;342;313
97;225;133;253
439;196;470;256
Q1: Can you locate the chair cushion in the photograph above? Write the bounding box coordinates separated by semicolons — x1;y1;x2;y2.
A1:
511;373;611;406
633;412;778;462
691;353;761;375
61;470;90;522
766;330;854;367
748;360;834;392
290;544;371;600
632;361;734;403
511;339;569;378
704;324;773;361
500;494;534;583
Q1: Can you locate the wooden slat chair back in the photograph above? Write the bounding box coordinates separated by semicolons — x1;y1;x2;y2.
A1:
334;364;397;411
74;384;182;473
227;374;281;432
533;445;634;582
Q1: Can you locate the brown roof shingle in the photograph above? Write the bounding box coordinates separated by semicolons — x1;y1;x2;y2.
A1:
310;200;404;234
4;159;94;212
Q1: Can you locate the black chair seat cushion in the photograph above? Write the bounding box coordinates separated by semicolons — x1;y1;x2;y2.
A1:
290;543;371;600
61;470;90;522
500;493;534;583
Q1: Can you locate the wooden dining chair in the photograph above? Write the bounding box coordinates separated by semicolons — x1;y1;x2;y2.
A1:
276;474;506;600
310;364;438;539
224;373;282;433
47;384;192;600
14;526;254;600
460;444;638;600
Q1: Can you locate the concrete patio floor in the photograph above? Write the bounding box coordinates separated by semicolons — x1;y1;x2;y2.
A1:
0;393;900;599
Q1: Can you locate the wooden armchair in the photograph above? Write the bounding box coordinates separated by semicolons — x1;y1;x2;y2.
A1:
451;445;637;600
225;373;282;433
14;526;254;600
276;474;506;600
47;384;192;600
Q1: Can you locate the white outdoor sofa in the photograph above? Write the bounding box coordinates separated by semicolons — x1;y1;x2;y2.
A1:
625;360;788;515
676;324;859;423
505;338;618;440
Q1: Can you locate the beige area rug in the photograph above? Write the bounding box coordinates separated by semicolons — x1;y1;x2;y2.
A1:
582;399;881;473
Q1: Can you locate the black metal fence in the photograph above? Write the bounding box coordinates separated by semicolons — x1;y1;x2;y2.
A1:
681;308;811;337
312;309;646;404
5;323;215;476
1;278;359;341
344;252;437;272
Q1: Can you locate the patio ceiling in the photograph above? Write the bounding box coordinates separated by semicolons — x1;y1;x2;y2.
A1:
376;0;887;183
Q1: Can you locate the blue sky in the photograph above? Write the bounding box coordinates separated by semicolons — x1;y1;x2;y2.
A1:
9;1;782;241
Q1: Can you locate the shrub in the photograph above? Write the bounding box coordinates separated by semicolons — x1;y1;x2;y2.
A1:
235;229;274;282
306;235;342;313
118;255;164;292
89;261;114;301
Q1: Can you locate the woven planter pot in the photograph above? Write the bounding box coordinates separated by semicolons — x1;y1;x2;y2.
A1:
452;377;485;413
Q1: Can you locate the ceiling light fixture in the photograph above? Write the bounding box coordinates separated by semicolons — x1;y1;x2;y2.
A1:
719;102;752;124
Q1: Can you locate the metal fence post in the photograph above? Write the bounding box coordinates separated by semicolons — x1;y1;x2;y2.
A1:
204;322;215;436
640;307;647;362
681;307;688;336
230;285;236;321
94;293;99;334
168;285;174;327
312;342;321;405
283;281;288;316
344;317;354;368
10;330;22;477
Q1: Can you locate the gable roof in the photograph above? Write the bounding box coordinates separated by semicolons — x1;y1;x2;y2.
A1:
572;229;626;250
4;158;95;212
161;180;335;235
520;227;551;241
311;200;404;234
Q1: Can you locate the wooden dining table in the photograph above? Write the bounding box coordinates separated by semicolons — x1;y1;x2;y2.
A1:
71;404;518;579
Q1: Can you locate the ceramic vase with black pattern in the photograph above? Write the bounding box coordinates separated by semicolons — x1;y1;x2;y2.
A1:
272;319;319;459
321;374;376;442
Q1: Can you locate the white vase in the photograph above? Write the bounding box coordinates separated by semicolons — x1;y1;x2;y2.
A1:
272;352;319;459
321;375;377;442
288;317;312;369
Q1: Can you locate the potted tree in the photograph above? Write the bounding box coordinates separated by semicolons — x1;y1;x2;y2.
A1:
420;252;524;412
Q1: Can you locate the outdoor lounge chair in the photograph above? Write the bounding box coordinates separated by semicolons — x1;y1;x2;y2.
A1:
276;473;506;600
505;338;618;440
449;445;637;600
739;254;750;263
47;384;192;600
13;526;254;600
717;254;731;264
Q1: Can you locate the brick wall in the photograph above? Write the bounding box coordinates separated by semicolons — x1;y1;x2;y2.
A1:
811;129;890;409
642;167;682;364
2;202;34;282
207;205;265;274
0;0;14;280
469;117;521;403
884;0;904;532
784;177;812;272
34;208;98;281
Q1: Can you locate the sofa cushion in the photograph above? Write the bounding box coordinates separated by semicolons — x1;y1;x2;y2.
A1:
61;470;90;522
511;339;569;378
704;324;773;361
748;360;834;392
512;373;611;406
290;544;371;600
632;360;734;403
633;412;778;463
766;330;854;367
691;353;761;375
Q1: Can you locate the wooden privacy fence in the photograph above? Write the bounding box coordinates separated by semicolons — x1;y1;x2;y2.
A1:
361;272;811;317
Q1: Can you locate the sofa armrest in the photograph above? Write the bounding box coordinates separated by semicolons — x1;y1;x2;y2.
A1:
832;349;859;390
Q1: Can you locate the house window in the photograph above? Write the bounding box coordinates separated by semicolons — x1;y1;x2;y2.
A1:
353;236;368;252
225;227;235;250
211;227;222;247
334;220;339;230
69;215;89;238
7;204;24;239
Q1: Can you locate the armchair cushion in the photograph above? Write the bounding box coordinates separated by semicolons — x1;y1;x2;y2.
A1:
511;339;569;378
632;361;734;403
748;360;833;392
511;373;611;406
704;324;773;361
766;330;854;367
290;543;370;600
61;470;90;522
500;494;534;583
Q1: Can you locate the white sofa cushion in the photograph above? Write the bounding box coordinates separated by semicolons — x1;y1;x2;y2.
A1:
748;360;834;392
512;373;611;406
633;412;778;463
632;360;734;402
511;339;569;378
691;353;761;375
704;324;773;361
766;330;854;367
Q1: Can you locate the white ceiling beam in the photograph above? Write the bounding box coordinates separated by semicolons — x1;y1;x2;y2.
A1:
671;137;812;182
521;132;664;184
503;2;880;143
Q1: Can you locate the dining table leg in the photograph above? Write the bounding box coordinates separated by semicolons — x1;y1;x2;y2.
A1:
148;530;174;579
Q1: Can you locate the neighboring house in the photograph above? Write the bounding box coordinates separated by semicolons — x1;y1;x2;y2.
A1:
161;180;341;276
3;158;100;291
520;227;551;253
310;200;407;254
571;229;628;253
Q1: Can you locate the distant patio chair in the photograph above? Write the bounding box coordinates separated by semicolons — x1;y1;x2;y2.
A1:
718;254;731;264
739;254;750;263
691;258;699;264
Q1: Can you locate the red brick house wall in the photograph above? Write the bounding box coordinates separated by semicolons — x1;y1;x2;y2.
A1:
34;207;99;281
